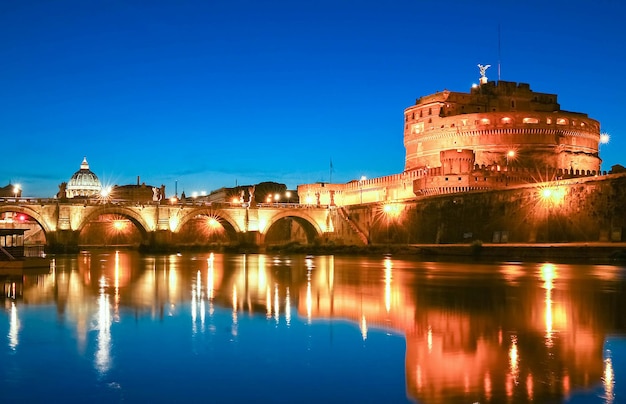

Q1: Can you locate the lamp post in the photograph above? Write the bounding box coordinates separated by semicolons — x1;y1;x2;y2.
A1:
599;132;610;173
506;150;515;168
359;176;366;204
13;184;20;199
505;151;515;185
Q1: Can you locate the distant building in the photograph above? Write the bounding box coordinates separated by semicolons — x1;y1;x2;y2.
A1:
299;74;604;205
0;183;22;198
110;177;165;203
64;157;102;198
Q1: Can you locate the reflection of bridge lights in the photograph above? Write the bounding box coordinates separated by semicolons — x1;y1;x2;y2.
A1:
384;258;392;313
603;350;615;403
360;315;368;341
540;264;555;348
509;335;519;385
9;302;19;350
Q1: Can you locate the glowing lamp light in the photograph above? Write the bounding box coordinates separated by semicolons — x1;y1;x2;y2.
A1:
600;133;610;145
383;203;401;219
170;196;178;204
207;217;220;229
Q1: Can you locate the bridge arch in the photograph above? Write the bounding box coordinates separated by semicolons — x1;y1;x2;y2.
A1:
0;205;53;235
262;210;324;244
174;207;242;242
77;205;152;240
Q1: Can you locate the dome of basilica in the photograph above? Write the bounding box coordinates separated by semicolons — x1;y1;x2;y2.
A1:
66;157;102;198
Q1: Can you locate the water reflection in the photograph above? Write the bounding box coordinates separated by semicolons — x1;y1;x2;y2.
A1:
2;251;626;403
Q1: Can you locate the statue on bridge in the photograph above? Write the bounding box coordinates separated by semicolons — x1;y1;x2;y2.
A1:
57;182;67;200
248;185;256;207
152;187;162;202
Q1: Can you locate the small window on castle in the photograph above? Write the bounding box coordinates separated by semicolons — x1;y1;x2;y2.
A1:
501;117;512;124
458;177;461;181
546;118;552;124
411;112;415;120
445;177;448;181
461;119;468;126
451;123;455;127
428;108;432;115
571;120;576;126
581;122;586;127
428;118;432;123
492;108;496;111
480;118;490;125
511;100;516;108
556;118;568;125
523;117;539;124
419;110;423;118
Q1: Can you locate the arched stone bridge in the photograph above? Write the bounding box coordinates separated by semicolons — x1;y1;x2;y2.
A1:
0;198;337;250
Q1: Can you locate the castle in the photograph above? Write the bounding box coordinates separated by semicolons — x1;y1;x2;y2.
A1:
298;70;603;205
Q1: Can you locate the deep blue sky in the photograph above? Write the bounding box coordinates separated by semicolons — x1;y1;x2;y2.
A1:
1;0;624;198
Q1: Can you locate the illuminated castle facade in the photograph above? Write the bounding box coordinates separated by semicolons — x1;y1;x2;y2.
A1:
298;74;603;205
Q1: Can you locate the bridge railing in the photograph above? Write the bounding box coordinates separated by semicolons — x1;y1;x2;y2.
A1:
0;197;328;209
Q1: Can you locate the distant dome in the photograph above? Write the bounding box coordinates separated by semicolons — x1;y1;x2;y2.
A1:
66;157;102;198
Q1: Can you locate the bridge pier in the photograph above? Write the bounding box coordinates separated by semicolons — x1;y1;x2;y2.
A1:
46;230;80;254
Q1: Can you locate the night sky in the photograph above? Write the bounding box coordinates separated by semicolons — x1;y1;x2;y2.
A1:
1;0;624;198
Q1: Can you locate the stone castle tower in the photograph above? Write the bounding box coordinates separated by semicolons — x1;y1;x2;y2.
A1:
403;79;601;177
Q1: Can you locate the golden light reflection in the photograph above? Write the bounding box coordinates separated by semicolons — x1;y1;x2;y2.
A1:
484;372;492;402
285;287;291;326
232;284;238;326
427;325;432;353
526;373;534;401
360;314;368;341
266;285;272;319
384;257;392;313
8;302;18;350
96;276;112;375
306;271;312;324
541;263;555;348
207;254;214;300
603;351;615;404
274;284;280;323
509;335;519;385
168;266;178;314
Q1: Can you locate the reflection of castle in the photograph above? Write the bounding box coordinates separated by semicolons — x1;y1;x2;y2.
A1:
298;71;604;205
11;253;621;403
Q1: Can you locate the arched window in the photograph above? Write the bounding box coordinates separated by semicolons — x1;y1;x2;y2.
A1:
556;118;568;125
523;117;539;124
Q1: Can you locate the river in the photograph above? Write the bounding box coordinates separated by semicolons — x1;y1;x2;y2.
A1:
1;250;625;403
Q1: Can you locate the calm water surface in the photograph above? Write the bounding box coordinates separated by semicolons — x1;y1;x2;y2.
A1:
1;251;625;403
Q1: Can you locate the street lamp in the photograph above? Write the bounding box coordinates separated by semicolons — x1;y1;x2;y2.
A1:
359;176;366;204
599;132;610;173
13;184;20;199
506;150;515;168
